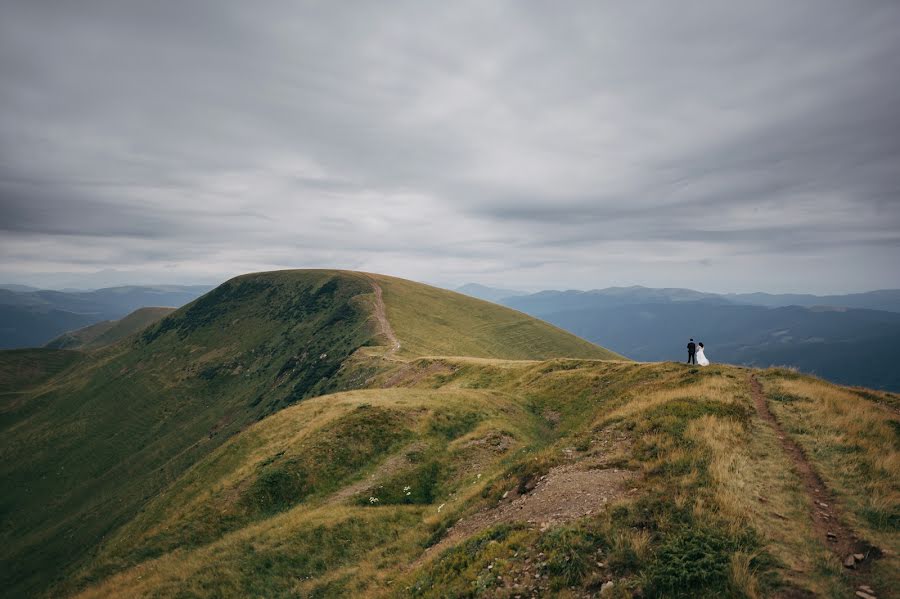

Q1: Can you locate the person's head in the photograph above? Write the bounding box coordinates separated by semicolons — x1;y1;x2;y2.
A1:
689;338;693;342
699;342;704;348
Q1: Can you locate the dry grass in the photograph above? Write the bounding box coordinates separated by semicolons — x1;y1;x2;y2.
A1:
760;374;900;592
64;360;900;598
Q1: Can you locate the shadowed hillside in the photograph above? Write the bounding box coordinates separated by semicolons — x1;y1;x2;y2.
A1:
0;270;619;597
44;307;176;350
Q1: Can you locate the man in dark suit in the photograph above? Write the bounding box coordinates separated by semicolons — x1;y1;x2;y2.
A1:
687;338;697;364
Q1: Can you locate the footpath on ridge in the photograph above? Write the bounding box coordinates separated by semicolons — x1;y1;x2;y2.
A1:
364;275;401;355
748;375;881;599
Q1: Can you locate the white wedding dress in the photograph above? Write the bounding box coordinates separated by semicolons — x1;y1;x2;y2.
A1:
697;346;710;366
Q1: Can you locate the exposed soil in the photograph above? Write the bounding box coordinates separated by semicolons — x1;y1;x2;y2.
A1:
421;463;638;562
365;276;401;355
381;360;457;388
329;441;428;503
748;375;881;596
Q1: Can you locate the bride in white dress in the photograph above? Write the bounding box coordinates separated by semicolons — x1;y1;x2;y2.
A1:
697;342;710;366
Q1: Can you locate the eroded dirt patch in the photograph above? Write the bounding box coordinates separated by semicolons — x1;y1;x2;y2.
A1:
423;464;638;560
330;441;429;503
381;360;457;388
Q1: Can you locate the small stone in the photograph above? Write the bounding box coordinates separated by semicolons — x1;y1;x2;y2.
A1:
853;553;865;561
855;592;876;599
844;555;857;568
859;585;874;593
600;580;615;595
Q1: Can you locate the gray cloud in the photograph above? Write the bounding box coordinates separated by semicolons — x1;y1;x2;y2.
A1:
1;0;898;293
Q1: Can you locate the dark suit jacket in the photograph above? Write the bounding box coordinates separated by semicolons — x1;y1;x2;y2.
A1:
687;342;696;353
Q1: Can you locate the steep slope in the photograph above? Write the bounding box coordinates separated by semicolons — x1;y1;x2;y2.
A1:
0;348;82;400
1;271;378;596
69;361;899;599
45;307;176;350
373;274;619;360
0;270;620;597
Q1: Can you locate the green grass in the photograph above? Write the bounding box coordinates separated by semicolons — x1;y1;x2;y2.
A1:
2;269;895;598
0;270;377;597
59;359;899;598
45;307;176;350
0;348;82;395
372;273;621;360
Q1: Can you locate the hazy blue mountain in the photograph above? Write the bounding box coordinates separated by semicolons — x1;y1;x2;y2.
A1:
726;289;900;312
455;283;529;303
0;284;40;292
0;306;99;350
503;286;730;315
0;285;213;349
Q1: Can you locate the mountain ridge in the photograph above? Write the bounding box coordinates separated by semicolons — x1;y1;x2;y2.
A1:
1;270;896;598
0;269;619;597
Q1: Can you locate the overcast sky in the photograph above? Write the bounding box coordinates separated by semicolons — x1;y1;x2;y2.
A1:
1;1;899;293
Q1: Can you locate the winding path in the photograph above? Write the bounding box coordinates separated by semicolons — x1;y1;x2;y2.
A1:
748;374;879;596
364;275;401;355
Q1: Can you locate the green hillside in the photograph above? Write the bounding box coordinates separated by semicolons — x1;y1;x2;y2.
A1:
0;270;621;597
0;348;82;398
69;362;900;599
45;307;176;350
371;274;619;360
2;269;896;598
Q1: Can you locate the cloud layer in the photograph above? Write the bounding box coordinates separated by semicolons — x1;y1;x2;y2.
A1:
1;1;898;292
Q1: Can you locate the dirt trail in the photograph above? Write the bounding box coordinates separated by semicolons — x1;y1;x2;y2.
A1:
748;375;880;595
364;275;401;355
329;441;428;503
420;464;637;563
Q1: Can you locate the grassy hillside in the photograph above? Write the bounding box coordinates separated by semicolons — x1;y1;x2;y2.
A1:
373;274;619;360
0;348;82;398
45;307;176;350
67;361;899;598
0;270;620;597
4;269;894;598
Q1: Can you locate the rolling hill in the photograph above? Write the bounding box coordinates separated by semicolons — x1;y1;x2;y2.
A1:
0;285;211;349
44;307;176;350
1;270;896;599
0;270;616;597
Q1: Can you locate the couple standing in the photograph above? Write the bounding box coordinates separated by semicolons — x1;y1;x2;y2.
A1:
687;338;709;366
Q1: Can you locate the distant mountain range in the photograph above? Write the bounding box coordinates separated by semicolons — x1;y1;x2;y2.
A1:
0;285;212;349
454;283;528;303
458;284;900;313
458;284;900;390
